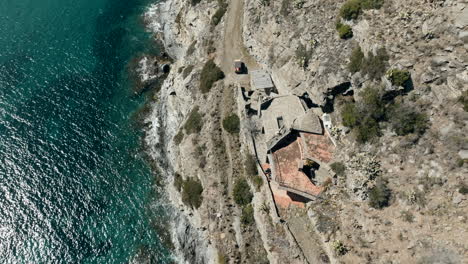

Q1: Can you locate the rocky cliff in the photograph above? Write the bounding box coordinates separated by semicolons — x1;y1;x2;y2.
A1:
142;0;468;263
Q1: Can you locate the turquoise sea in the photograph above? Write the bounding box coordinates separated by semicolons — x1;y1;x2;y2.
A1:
0;0;173;263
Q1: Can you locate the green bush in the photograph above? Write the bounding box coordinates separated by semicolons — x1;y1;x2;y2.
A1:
295;43;312;68
340;0;362;20
252;176;263;191
186;41;197;57
184;106;203;134
330;162;346;176
341;102;359;127
190;0;202;6
182;65;194;79
360;86;385;120
245;153;258;176
389;104;428;136
355;116;380;143
200;59;225;93
241;204;255;225
211;1;228;26
174;130;184;145
280;0;291;16
457;158;465;167
459;183;468;195
222;114;240;134
332;240;348;256
401;210;414;223
336;22;353;39
340;86;386;143
233;178;253;206
182;178;203;209
369;179;391;209
174;173;183;192
458;90;468;112
348;46;364;73
349;46;389;79
361;48;389;80
387;69;411;87
339;0;383;20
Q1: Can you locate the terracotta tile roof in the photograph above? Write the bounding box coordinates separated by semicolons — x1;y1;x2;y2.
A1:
272;136;323;198
271;183;306;209
300;132;334;163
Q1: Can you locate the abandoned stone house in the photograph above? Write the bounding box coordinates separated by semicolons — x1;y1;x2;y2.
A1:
241;71;335;207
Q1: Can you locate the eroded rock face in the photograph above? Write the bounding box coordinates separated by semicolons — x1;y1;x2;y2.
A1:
244;0;468;107
344;153;382;201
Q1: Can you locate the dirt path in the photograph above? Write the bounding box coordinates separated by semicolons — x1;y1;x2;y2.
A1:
220;0;259;80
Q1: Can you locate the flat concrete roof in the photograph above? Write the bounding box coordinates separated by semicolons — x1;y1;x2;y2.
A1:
251;70;274;90
262;95;306;142
292;110;323;135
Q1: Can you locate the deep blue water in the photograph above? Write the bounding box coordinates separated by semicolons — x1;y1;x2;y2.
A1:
0;0;172;263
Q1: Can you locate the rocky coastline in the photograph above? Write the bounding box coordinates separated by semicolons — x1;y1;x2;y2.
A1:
141;1;218;263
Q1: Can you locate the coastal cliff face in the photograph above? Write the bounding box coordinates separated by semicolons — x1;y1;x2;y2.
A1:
143;0;467;263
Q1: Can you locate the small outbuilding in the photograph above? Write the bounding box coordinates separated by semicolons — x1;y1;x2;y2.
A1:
251;70;274;93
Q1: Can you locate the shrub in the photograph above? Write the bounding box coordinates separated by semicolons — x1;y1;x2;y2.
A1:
387;69;411;87
459;183;468;195
341;102;359;127
218;254;227;264
186;41;197;57
348;46;364;73
458;90;468;112
355;116;380;143
184;106;203;134
332;240;348;256
340;0;362;20
336;22;353;39
245;153;258;176
330;162;346;176
389;104;428;136
241;204;255;225
211;1;228;26
252;176;263;191
295;43;312;68
361;48;389;80
369;179;391;209
233;178;253;206
182;65;194;79
340;87;387;143
222;114;240;134
401;210;414;223
280;0;291;16
200;59;224;93
360;86;385;120
174;173;183;192
190;0;202;6
191;0;202;6
174;130;184;145
182;178;203;209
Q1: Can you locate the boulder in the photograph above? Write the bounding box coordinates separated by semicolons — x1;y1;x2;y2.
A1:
420;71;439;84
458;149;468;160
458;31;468;43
